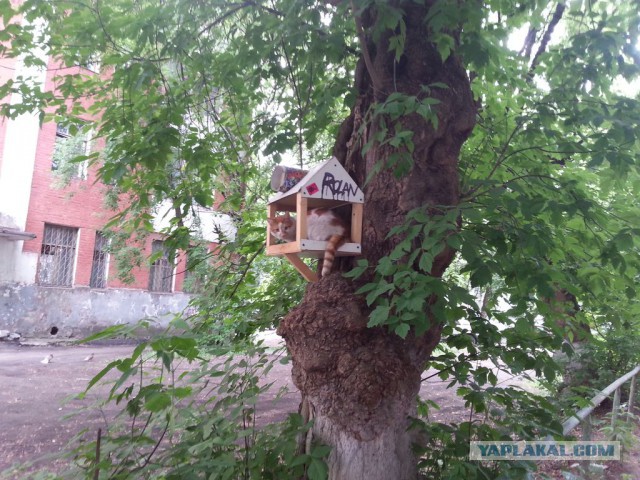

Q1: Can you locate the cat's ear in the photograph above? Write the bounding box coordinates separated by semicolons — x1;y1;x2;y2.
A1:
266;218;277;228
284;211;291;219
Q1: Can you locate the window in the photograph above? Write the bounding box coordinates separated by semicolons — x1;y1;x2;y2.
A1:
37;224;78;287
52;123;90;179
149;240;173;292
90;232;110;288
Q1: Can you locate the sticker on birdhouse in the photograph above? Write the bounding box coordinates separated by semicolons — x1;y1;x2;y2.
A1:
271;166;308;192
267;158;364;204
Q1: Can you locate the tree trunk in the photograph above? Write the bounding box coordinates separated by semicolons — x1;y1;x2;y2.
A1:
278;2;477;478
547;289;591;395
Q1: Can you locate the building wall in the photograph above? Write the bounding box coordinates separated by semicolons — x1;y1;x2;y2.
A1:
13;59;201;292
0;8;25;177
0;52;216;337
0;238;38;284
0;283;192;339
0;32;48;284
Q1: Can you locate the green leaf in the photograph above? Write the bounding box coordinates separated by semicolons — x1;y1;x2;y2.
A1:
355;282;378;295
145;392;172;412
172;386;192;399
290;454;310;467
433;33;454;61
376;256;397;275
368;305;391;327
418;252;433;272
344;259;369;279
76;324;129;344
365;281;395;306
469;265;491;287
308;458;328;480
310;445;331;458
394;323;410;339
84;360;122;394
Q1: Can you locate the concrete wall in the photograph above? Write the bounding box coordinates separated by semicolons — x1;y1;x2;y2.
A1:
0;284;192;339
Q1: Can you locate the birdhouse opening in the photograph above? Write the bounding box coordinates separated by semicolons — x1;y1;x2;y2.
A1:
266;198;362;257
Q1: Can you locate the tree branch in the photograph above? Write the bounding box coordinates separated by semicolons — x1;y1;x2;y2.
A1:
281;40;307;167
198;1;284;36
198;2;254;36
350;0;384;96
228;244;265;300
527;3;566;79
519;27;538;59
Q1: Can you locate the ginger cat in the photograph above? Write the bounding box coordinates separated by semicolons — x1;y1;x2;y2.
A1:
267;209;349;277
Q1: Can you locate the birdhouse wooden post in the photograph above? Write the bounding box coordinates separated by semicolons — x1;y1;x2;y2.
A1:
266;158;364;282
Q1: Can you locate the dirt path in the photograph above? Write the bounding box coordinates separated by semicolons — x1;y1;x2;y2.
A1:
0;340;469;476
1;340;636;479
0;344;135;473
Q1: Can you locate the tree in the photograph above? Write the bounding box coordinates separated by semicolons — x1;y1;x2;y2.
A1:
278;2;476;477
2;0;640;478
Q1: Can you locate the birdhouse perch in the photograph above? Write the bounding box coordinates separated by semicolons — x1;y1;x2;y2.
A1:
266;158;364;282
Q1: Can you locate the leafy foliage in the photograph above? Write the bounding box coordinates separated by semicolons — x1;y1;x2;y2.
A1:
1;331;328;480
596;411;639;452
568;322;640;395
2;0;640;477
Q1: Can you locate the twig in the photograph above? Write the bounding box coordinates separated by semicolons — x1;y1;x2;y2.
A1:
464;173;562;201
128;422;170;476
281;40;306;167
351;0;384;96
93;428;101;480
228;244;265;299
198;1;254;36
198;1;284;36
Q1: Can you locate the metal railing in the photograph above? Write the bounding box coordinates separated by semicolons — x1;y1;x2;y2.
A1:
90;232;110;288
38;224;78;287
562;364;640;438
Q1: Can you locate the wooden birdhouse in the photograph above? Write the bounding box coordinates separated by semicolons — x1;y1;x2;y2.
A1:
266;158;364;282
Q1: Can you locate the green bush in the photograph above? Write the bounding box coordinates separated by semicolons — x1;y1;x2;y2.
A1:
0;334;328;480
572;324;640;398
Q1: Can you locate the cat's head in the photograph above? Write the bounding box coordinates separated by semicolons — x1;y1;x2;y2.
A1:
267;212;296;241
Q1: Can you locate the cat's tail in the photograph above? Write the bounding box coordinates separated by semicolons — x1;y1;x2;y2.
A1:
322;234;346;277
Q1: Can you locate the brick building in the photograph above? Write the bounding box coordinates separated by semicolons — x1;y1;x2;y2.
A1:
0;47;226;339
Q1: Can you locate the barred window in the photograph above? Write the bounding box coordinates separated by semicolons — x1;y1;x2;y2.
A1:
90;232;110;288
38;224;78;287
149;240;173;292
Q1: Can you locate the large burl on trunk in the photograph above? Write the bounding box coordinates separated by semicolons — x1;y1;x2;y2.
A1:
277;1;477;478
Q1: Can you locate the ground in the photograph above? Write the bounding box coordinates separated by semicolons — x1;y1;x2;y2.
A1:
0;337;637;478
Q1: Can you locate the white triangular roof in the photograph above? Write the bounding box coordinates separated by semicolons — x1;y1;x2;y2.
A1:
268;157;364;204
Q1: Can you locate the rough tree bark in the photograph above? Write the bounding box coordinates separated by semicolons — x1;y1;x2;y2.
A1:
277;2;477;478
